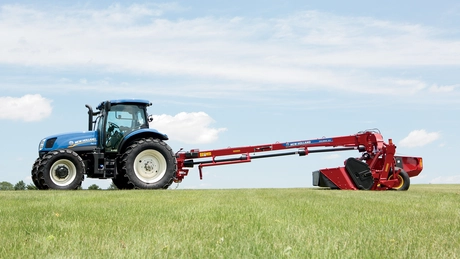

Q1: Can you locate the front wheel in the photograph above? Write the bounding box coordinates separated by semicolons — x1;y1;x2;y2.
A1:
121;138;176;189
389;168;410;191
31;158;47;190
37;149;85;190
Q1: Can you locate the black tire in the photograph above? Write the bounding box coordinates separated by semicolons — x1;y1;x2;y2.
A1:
37;149;85;190
121;138;176;189
31;158;48;190
389;168;410;191
111;173;135;189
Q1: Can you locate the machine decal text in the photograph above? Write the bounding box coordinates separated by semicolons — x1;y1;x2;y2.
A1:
68;138;97;147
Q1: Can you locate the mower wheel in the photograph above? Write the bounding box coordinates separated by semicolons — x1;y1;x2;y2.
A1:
37;149;85;190
389;168;410;191
121;138;176;189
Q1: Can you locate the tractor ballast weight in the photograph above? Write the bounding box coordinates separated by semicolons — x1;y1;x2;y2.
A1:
32;99;423;190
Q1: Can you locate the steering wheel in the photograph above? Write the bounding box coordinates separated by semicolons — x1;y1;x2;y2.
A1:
106;122;121;147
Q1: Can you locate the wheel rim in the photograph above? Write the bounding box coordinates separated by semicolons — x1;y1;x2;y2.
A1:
133;149;167;183
50;159;77;186
389;174;404;189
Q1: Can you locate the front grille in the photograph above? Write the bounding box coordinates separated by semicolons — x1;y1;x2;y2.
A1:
45;138;57;148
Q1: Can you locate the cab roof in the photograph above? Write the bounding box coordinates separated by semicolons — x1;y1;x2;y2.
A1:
97;99;151;110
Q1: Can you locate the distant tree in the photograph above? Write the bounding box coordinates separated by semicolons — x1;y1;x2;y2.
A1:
26;184;38;190
0;181;14;190
107;183;118;190
14;180;26;190
88;184;101;190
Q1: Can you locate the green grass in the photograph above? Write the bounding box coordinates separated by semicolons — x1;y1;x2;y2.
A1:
1;185;459;258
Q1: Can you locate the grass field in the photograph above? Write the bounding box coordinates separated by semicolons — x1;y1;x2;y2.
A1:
1;185;459;258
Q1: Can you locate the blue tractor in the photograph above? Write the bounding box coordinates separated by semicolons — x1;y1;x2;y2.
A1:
31;99;177;190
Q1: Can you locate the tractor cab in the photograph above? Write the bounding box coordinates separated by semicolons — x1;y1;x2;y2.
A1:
93;100;151;152
84;99;168;153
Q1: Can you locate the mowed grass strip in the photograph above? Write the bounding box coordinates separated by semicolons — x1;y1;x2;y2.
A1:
1;185;459;258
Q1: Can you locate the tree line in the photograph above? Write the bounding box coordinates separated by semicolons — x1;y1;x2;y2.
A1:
0;181;118;190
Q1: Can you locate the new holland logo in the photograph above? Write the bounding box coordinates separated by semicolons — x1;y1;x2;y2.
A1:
283;138;333;147
68;138;97;147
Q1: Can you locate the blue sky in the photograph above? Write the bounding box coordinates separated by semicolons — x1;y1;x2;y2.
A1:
0;1;459;189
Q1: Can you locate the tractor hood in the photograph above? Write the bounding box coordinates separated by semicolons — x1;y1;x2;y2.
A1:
39;131;98;153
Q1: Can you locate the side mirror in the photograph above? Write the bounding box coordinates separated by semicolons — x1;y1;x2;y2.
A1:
148;115;153;122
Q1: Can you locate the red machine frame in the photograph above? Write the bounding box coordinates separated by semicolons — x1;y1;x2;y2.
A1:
175;130;423;190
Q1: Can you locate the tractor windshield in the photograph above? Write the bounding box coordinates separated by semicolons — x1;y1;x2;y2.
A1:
104;104;148;151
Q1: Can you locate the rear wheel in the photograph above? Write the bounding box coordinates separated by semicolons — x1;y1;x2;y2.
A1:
389;168;410;191
37;149;85;190
121;138;176;189
111;173;135;189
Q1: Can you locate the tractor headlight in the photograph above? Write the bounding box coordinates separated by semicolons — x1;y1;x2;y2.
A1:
39;139;45;150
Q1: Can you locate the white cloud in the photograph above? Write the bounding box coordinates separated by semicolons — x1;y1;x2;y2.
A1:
429;84;457;93
149;112;227;144
0;5;460;96
0;94;52;122
399;129;440;148
430;175;460;184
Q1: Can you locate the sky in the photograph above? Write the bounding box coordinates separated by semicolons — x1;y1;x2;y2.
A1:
0;0;459;189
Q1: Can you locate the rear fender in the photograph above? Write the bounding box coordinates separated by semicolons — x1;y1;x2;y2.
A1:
119;129;169;153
